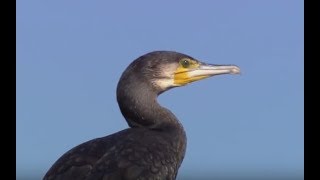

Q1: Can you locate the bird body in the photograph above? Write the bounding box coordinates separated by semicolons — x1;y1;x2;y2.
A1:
43;51;240;180
44;127;186;180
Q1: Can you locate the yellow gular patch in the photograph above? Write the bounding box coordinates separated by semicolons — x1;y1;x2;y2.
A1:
173;59;200;85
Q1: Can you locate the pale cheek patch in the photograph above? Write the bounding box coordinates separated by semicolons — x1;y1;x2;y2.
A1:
153;63;180;90
154;78;177;91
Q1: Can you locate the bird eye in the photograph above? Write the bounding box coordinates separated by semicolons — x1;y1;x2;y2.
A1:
180;59;190;68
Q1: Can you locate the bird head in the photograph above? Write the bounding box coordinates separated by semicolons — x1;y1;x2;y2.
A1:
123;51;240;93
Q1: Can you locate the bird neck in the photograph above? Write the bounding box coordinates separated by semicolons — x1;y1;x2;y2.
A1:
117;79;182;131
116;73;187;166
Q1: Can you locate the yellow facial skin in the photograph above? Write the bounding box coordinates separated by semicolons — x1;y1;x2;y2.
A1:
174;58;206;86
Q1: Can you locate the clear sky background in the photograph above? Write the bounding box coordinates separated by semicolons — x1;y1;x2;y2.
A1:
17;0;303;179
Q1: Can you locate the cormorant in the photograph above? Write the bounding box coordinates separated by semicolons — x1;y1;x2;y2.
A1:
43;51;240;180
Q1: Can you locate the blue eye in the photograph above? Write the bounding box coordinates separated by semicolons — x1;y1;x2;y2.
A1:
180;59;190;68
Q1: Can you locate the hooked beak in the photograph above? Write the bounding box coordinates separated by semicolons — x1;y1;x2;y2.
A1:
174;63;240;86
190;63;240;77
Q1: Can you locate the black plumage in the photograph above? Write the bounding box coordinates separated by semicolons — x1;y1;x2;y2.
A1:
43;51;240;180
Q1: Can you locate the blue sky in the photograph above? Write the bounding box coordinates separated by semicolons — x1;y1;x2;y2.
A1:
17;0;303;179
